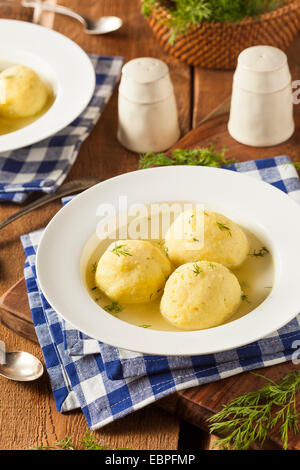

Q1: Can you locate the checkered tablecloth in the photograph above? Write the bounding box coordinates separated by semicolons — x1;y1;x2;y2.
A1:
21;155;300;429
0;55;123;203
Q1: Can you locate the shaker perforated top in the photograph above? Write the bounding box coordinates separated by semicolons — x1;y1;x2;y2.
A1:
121;57;169;83
238;45;287;72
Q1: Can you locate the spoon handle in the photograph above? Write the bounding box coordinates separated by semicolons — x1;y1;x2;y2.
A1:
0;178;101;230
21;1;86;26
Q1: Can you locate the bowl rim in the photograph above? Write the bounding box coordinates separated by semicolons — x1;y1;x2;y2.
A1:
36;165;300;356
0;19;95;152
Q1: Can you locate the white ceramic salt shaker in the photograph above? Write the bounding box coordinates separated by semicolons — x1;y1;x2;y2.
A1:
117;57;180;153
228;46;294;147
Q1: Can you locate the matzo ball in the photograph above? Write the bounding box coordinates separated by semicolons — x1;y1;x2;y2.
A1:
165;209;249;268
160;261;241;330
95;240;172;304
0;65;49;118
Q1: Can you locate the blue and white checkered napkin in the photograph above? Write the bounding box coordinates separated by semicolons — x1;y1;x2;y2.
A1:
20;155;300;430
0;55;123;203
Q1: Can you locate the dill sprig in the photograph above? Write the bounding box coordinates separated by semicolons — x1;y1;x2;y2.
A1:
216;221;232;236
91;262;97;273
111;243;132;257
104;301;123;314
28;429;132;451
208;371;300;450
142;1;285;42
139;324;152;328
241;293;251;303
192;263;202;276
139;146;236;169
249;246;269;257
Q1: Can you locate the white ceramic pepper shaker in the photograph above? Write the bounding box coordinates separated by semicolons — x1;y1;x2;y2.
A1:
228;46;294;147
117;57;180;153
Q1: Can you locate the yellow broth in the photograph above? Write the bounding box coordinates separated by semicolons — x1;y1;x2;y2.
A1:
85;216;274;332
0;90;55;135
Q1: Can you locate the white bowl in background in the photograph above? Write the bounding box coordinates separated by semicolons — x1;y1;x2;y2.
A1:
36;166;300;356
0;19;95;152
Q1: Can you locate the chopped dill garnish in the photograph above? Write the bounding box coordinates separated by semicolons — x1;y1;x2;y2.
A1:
149;292;154;300
193;237;199;242
208;370;300;450
94;297;100;302
249;246;269;257
217;222;232;236
104;301;123;314
140;324;151;328
209;263;216;269
241;293;251;303
111;243;132;257
91;286;97;291
91;262;97;273
193;263;202;276
138;146;236;169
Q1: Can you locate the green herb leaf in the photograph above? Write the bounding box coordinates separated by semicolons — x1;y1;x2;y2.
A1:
217;222;232;236
208;371;300;450
111;243;132;257
241;293;251;303
141;1;284;42
104;301;123;314
91;262;97;273
139;145;236;169
140;324;151;328
27;429;133;450
193;263;202;276
249;246;269;257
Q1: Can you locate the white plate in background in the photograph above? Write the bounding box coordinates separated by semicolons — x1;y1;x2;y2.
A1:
0;19;95;152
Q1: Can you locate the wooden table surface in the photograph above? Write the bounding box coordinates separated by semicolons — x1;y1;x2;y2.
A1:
0;0;300;451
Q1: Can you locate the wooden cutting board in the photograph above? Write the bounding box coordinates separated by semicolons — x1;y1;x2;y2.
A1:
1;112;300;450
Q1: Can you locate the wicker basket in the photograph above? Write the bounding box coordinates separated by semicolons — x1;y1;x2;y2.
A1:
145;0;300;69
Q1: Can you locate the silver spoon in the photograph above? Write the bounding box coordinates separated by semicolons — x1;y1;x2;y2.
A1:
22;1;123;35
0;349;44;382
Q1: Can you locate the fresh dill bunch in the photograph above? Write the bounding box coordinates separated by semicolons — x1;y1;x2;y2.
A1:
142;1;285;41
208;370;300;450
54;436;76;450
81;430;109;450
27;445;56;450
111;242;132;257
139;145;235;169
28;429;133;450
